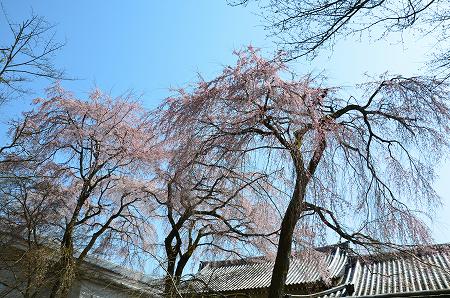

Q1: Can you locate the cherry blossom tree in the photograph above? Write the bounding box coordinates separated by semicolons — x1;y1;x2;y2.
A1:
152;111;280;297
1;82;281;298
0;85;161;297
160;47;450;297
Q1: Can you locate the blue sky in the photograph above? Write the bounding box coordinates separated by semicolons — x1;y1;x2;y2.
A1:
1;1;449;244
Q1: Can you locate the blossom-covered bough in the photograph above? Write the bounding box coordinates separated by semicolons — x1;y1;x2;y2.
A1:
0;82;282;298
161;47;450;297
153;103;281;297
0;85;161;297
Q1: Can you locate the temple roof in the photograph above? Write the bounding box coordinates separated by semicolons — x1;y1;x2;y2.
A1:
192;243;349;293
191;243;450;297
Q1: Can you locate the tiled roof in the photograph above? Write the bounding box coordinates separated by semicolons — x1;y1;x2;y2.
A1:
193;243;450;297
192;243;348;293
347;245;450;297
287;283;351;297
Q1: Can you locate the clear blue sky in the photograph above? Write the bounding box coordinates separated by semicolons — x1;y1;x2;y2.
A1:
1;1;449;244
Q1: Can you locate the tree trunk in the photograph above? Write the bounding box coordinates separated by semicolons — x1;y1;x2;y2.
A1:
164;253;193;298
49;245;75;298
174;251;191;278
49;227;76;298
164;239;181;298
164;261;178;297
268;175;307;298
49;190;91;298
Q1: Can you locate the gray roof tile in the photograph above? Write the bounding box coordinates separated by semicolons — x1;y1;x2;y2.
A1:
192;243;450;297
348;245;450;297
193;244;348;293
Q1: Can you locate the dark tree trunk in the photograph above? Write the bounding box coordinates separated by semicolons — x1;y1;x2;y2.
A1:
268;137;326;298
164;231;182;298
164;236;197;297
49;189;91;298
268;175;307;298
174;252;191;278
164;252;191;298
49;242;75;298
49;205;80;298
164;250;177;297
